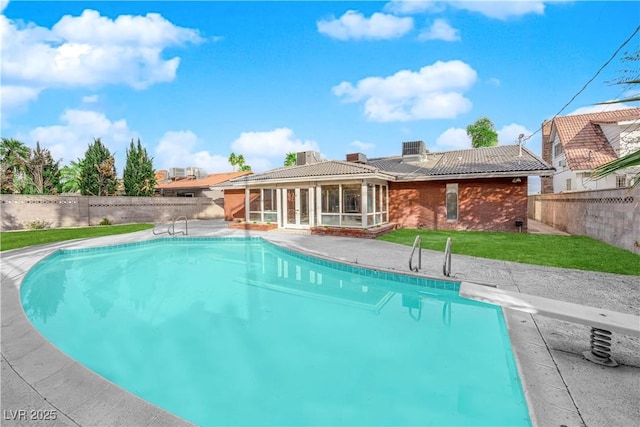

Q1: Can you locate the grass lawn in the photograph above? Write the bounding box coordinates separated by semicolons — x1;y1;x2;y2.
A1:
378;229;640;276
0;224;154;252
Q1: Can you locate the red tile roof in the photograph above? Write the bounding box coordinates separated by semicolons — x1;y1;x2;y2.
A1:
552;108;640;171
155;171;252;189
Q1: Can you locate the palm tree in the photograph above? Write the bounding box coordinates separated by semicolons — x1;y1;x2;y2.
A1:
60;160;83;193
284;152;297;166
0;138;30;193
228;152;238;171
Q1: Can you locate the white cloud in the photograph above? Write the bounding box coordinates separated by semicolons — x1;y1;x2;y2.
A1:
231;128;319;158
497;123;531;145
434;122;533;151
230;128;320;172
333;60;476;122
82;94;99;103
434;127;471;150
23;109;133;171
0;0;8;14
568;104;634;116
317;10;413;40
418;19;460;42
487;77;501;86
384;0;549;20
349;140;376;151
1;9;203;111
384;1;441;15
449;1;546;20
0;85;41;110
154;130;229;173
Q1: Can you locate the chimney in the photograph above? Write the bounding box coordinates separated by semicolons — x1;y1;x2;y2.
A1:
346;153;367;164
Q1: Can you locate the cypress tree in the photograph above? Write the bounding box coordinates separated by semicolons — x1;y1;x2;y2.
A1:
123;138;156;196
79;138;117;196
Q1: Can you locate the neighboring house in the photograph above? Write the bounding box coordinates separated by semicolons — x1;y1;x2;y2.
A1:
541;108;640;193
155;170;252;198
217;141;554;233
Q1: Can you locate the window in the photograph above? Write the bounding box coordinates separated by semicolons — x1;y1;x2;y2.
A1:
321;185;340;213
320;183;388;228
616;175;627;188
566;179;572;191
446;184;458;221
248;188;276;223
342;185;361;213
554;143;563;158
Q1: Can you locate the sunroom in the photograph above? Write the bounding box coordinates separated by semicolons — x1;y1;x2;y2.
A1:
223;155;395;231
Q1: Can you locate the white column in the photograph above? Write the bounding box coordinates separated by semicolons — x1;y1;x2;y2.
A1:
244;188;250;222
276;188;282;227
361;181;367;228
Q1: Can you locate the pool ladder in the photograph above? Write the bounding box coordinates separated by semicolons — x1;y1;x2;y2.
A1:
409;235;452;277
152;216;188;236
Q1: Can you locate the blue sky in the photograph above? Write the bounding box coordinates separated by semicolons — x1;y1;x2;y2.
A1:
2;1;639;193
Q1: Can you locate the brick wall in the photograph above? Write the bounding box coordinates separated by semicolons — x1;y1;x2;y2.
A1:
389;178;528;232
1;195;224;230
528;187;639;254
541;120;554;194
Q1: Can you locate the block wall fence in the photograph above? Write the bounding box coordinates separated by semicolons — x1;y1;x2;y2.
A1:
0;195;224;230
528;187;640;255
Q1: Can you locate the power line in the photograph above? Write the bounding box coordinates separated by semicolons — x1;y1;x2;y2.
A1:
524;24;640;143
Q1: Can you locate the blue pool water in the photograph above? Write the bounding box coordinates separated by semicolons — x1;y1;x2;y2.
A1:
21;237;530;426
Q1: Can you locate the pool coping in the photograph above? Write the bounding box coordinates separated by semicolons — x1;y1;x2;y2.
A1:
2;224;639;426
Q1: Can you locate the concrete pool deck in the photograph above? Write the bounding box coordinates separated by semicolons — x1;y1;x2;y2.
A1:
2;219;639;426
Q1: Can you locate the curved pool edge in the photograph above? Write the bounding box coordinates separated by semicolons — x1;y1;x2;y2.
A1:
1;232;195;427
5;222;629;426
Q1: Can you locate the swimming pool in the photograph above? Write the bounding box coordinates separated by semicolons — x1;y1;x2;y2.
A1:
21;237;530;426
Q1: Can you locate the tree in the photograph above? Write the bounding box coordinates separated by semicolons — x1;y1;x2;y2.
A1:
80;138;117;196
123;138;156;196
229;152;251;171
59;160;83;194
0;138;30;193
466;117;498;148
284;152;297;166
24;142;61;195
228;152;238;171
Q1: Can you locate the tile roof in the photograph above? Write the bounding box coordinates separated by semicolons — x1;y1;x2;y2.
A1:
552;107;640;171
227;144;553;186
229;160;390;183
156;171;252;189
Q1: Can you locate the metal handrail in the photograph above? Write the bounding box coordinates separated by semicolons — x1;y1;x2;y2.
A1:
409;235;422;272
168;216;188;236
443;237;452;277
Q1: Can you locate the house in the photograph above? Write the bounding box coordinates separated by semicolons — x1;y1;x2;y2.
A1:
218;141;554;235
541;108;640;193
155;170;252;198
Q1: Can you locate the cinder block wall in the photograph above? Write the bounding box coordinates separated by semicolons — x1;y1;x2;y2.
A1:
389;177;528;232
1;195;224;230
528;187;639;254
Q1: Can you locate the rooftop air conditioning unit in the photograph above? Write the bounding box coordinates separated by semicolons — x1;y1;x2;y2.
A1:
169;167;186;178
186;167;206;178
346;153;367;163
402;141;426;156
296;151;321;166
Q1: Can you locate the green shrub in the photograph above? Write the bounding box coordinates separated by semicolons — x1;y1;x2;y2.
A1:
99;217;112;226
26;220;48;230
